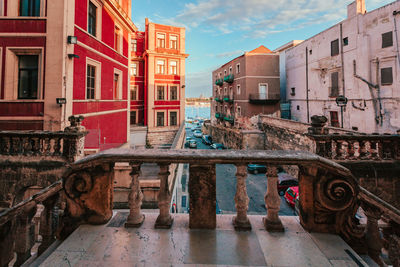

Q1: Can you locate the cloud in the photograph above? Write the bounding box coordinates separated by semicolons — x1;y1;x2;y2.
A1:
185;67;219;97
215;50;243;58
160;0;356;38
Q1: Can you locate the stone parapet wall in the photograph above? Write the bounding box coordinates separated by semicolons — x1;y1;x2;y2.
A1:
147;127;179;147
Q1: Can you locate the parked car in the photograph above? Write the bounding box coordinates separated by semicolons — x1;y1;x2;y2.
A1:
188;140;197;149
185;137;196;148
202;135;213;145
211;143;226;149
284;186;299;208
277;179;299;196
247;164;267;174
193;130;202;138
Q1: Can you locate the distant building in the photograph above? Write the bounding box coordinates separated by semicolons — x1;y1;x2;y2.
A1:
0;0;136;152
286;0;400;133
211;46;280;128
130;19;188;146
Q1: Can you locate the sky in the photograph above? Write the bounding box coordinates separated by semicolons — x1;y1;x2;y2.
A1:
131;0;395;98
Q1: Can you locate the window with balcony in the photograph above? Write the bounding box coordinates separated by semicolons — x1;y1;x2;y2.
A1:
157;85;165;100
88;1;97;36
130;85;137;100
237;106;241;116
157;112;164;126
156;60;165;74
170;61;177;75
131;63;137;76
229;67;232;74
170;86;178;100
157;33;165;48
20;0;40;17
330;72;339;97
381;67;393;85
131;39;137;52
224;70;227;75
382;32;393;48
86;65;96;100
170;35;178;49
331;39;339;56
18;55;39;99
170;111;177;126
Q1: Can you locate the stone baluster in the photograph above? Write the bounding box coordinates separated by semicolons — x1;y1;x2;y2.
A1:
361;202;384;266
43;137;51;156
382;139;393;160
125;162;145;227
369;140;379;159
347;140;355;159
359;140;368;159
0;220;16;267
264;165;284;232
38;194;59;255
155;163;173;229
335;140;345;160
233;164;251;230
14;204;37;266
31;137;40;155
53;137;62;156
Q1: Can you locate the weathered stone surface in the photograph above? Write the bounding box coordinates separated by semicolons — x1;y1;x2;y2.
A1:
189;164;216;229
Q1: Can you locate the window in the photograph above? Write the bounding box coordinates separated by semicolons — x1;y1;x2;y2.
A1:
237;85;240;95
382;31;393;48
131;39;137;52
290;87;295;96
131;63;137;76
224;70;227;75
157;112;164;127
381;67;393;85
330;72;339;97
229;67;232;74
20;0;40;16
331;39;339;56
130;86;137;100
229;86;232;97
0;0;4;16
156;33;165;48
237;106;241;116
170;111;177;126
156;60;165;74
309;49;312;55
114;26;121;52
170;86;178;100
181;196;187;208
18;55;39;99
343;37;349;46
130;111;137;125
236;64;240;73
113;73;119;99
330;111;340;127
88;2;97;36
224;87;227;94
86;65;96;99
170;35;178;49
170;61;177;75
297;105;300;111
157;85;165;100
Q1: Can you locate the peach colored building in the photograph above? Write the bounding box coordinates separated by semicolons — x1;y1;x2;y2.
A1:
0;0;136;152
130;19;188;145
211;46;280;128
286;0;400;133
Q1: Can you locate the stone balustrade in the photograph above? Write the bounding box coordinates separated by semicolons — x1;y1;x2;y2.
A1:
311;134;400;161
0;181;63;267
358;186;400;266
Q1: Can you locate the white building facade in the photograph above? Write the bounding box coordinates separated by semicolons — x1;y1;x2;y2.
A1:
286;0;400;133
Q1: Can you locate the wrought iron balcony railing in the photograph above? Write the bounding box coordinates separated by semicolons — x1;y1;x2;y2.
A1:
223;95;234;103
223;115;234;124
223;74;234;83
215;79;223;86
214;97;223;103
249;93;280;104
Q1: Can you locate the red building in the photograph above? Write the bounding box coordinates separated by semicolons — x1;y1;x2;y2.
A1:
130;19;188;146
0;0;136;152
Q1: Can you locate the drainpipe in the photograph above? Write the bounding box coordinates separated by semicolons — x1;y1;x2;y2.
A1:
306;47;310;123
340;23;346;96
393;11;400;68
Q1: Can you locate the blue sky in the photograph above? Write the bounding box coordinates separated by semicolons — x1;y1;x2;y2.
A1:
131;0;394;98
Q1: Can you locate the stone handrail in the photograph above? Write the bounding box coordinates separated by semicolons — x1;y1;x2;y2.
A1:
0;180;63;267
358;186;400;266
311;133;400;161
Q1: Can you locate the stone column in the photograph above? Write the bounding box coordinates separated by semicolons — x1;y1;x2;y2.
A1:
14;204;36;266
263;165;284;232
233;164;251;230
125;162;145;227
155;163;173;229
361;202;384;266
189;164;216;229
38;194;59;255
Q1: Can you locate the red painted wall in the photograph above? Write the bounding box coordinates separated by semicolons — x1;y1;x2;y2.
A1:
0;19;46;33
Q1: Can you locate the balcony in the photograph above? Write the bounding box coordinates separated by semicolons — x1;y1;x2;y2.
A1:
215;112;222;119
223;95;234;103
224;115;234;124
214;97;223;103
224;74;234;83
249;93;280;104
215;79;223;86
1;144;399;266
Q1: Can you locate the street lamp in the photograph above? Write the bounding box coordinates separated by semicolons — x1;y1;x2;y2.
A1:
335;95;348;128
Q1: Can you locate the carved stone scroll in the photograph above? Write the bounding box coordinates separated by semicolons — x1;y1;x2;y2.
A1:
125;162;145;228
264;165;284;232
233;164;251;230
155;163;173;229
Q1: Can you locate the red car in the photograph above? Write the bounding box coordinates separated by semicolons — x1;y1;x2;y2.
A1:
284;186;299;208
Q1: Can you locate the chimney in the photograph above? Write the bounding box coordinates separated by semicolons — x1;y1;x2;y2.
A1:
347;0;366;19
